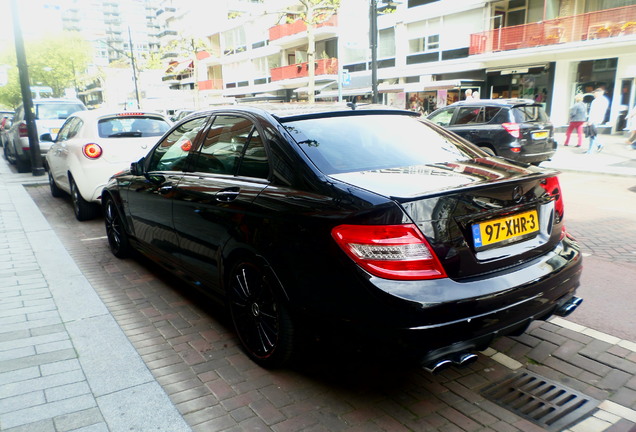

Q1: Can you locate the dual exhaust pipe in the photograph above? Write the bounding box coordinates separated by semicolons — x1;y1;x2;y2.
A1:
423;352;479;374
555;296;583;317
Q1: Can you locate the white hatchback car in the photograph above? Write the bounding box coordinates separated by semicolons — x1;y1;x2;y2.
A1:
46;109;171;220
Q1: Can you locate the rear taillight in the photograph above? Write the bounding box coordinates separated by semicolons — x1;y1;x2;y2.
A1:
83;143;103;159
331;224;447;280
502;122;520;139
18;123;28;138
541;176;564;224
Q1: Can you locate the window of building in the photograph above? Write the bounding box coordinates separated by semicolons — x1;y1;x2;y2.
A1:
408;0;440;7
378;28;395;58
407;20;441;54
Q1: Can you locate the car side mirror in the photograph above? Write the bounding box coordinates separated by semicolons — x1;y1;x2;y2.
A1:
130;157;146;176
40;133;54;142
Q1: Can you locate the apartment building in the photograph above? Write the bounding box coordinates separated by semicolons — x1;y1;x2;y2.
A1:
175;0;636;131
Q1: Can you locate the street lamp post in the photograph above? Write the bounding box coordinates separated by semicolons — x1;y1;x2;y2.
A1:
10;0;45;176
370;0;379;104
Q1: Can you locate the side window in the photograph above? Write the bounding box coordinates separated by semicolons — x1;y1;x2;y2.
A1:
191;115;253;175
67;119;83;140
56;118;81;142
147;117;207;172
427;108;455;127
455;107;484;125
484;107;501;122
237;129;269;179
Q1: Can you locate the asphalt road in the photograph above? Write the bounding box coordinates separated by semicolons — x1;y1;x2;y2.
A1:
557;171;636;342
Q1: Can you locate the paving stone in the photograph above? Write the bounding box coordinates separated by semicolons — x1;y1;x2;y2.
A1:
52;407;104;432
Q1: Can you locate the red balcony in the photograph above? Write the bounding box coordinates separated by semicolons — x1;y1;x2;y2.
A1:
270;58;338;81
470;5;636;55
197;79;223;91
269;15;338;41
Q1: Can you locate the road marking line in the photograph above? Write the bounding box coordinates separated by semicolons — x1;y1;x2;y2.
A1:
80;236;108;242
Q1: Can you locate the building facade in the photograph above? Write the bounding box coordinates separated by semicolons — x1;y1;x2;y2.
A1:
184;0;636;132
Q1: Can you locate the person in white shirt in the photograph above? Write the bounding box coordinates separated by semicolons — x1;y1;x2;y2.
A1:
586;88;609;153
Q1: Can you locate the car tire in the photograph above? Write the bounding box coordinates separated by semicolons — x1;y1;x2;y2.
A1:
48;170;64;198
479;146;496;156
15;156;30;173
70;177;98;221
104;196;132;258
227;259;296;368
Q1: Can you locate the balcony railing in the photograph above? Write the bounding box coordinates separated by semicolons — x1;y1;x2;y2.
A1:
270;58;338;81
269;15;338;41
198;79;224;91
470;5;636;55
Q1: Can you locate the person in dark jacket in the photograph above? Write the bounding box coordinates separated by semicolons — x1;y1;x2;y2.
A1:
564;94;587;147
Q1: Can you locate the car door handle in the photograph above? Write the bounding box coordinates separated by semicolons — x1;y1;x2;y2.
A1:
216;187;240;202
159;184;174;194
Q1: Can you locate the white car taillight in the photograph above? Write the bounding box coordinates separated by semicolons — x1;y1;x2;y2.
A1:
82;143;103;159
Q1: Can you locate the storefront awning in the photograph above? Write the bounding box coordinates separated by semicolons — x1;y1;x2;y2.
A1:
293;81;338;94
223;83;284;97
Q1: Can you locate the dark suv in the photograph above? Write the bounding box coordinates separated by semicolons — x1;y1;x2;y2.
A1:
426;99;556;164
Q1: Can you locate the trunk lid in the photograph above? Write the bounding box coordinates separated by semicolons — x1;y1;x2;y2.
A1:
330;158;564;280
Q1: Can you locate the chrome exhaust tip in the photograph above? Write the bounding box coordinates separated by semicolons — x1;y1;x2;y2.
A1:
555;296;583;317
455;353;478;367
423;359;453;374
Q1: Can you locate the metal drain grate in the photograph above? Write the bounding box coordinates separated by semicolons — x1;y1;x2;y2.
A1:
481;370;600;432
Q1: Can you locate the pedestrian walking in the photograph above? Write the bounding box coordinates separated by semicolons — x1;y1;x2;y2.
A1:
625;102;636;149
464;89;473;100
586;88;609;154
564;93;586;147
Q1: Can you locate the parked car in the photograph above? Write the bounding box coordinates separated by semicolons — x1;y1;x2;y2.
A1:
46;109;171;221
0;111;14;151
101;104;583;370
426;99;557;164
5;99;87;172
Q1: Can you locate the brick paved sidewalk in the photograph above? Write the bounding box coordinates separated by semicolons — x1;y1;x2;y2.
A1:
0;163;191;431
2;156;636;432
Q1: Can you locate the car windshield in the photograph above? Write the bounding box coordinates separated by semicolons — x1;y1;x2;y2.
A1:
35;103;85;120
512;105;548;122
98;116;170;138
283;114;479;174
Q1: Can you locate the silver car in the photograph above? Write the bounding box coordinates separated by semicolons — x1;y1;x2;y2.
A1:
5;99;86;172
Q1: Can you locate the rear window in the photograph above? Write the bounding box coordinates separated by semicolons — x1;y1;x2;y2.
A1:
284;114;480;174
35;103;85;120
512;105;548;123
98;116;170;138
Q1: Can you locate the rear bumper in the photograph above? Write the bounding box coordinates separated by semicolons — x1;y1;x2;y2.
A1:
334;234;582;361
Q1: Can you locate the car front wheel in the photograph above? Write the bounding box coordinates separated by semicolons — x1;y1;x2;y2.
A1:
70;177;98;221
48;170;64;198
227;260;296;368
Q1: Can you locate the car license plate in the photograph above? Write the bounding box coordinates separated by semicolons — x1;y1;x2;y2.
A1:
532;130;548;140
472;210;539;248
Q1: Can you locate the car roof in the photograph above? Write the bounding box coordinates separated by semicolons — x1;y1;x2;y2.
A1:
31;98;85;104
69;109;169;121
448;98;541;108
183;103;417;122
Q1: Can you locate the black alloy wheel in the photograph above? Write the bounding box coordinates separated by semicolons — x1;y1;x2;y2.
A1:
228;261;295;368
48;170;64;198
104;196;131;258
70;177;98;221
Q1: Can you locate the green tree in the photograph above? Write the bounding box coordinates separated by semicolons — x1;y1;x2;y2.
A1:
0;32;91;107
291;0;340;103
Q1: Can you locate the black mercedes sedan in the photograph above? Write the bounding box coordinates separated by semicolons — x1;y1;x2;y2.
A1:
101;104;583;370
